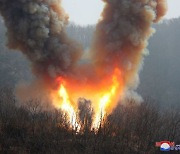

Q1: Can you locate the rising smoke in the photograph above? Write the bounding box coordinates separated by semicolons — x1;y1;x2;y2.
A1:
92;0;167;86
0;0;167;116
0;0;83;80
91;0;167;110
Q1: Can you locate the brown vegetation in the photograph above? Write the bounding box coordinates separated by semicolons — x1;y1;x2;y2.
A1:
0;87;179;154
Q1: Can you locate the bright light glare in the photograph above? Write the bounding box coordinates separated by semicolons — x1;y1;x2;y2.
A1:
62;0;104;26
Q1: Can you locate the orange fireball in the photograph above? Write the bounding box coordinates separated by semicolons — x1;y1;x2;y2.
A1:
51;67;124;130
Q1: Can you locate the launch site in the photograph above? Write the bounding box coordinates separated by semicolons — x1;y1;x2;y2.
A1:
0;0;179;153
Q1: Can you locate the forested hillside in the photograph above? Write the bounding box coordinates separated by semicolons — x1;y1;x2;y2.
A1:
0;16;180;154
138;18;180;106
0;18;32;87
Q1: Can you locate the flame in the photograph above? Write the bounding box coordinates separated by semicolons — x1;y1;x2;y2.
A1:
51;67;124;131
58;85;77;128
52;78;80;130
92;72;120;129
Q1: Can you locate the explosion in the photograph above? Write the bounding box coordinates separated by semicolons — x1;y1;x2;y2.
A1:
52;67;123;129
0;0;167;130
57;83;79;129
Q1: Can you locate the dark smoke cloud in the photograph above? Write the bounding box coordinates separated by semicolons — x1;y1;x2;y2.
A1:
0;0;82;81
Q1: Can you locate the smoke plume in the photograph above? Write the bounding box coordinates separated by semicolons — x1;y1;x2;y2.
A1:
0;0;167;126
90;0;167;110
0;0;82;80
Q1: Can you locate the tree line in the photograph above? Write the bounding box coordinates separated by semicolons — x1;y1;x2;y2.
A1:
0;87;179;153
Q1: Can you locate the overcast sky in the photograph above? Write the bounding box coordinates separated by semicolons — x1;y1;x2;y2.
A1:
62;0;180;25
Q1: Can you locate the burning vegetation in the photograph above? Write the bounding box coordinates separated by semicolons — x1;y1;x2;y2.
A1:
0;0;167;130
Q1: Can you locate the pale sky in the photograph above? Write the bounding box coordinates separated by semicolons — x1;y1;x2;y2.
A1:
62;0;180;26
